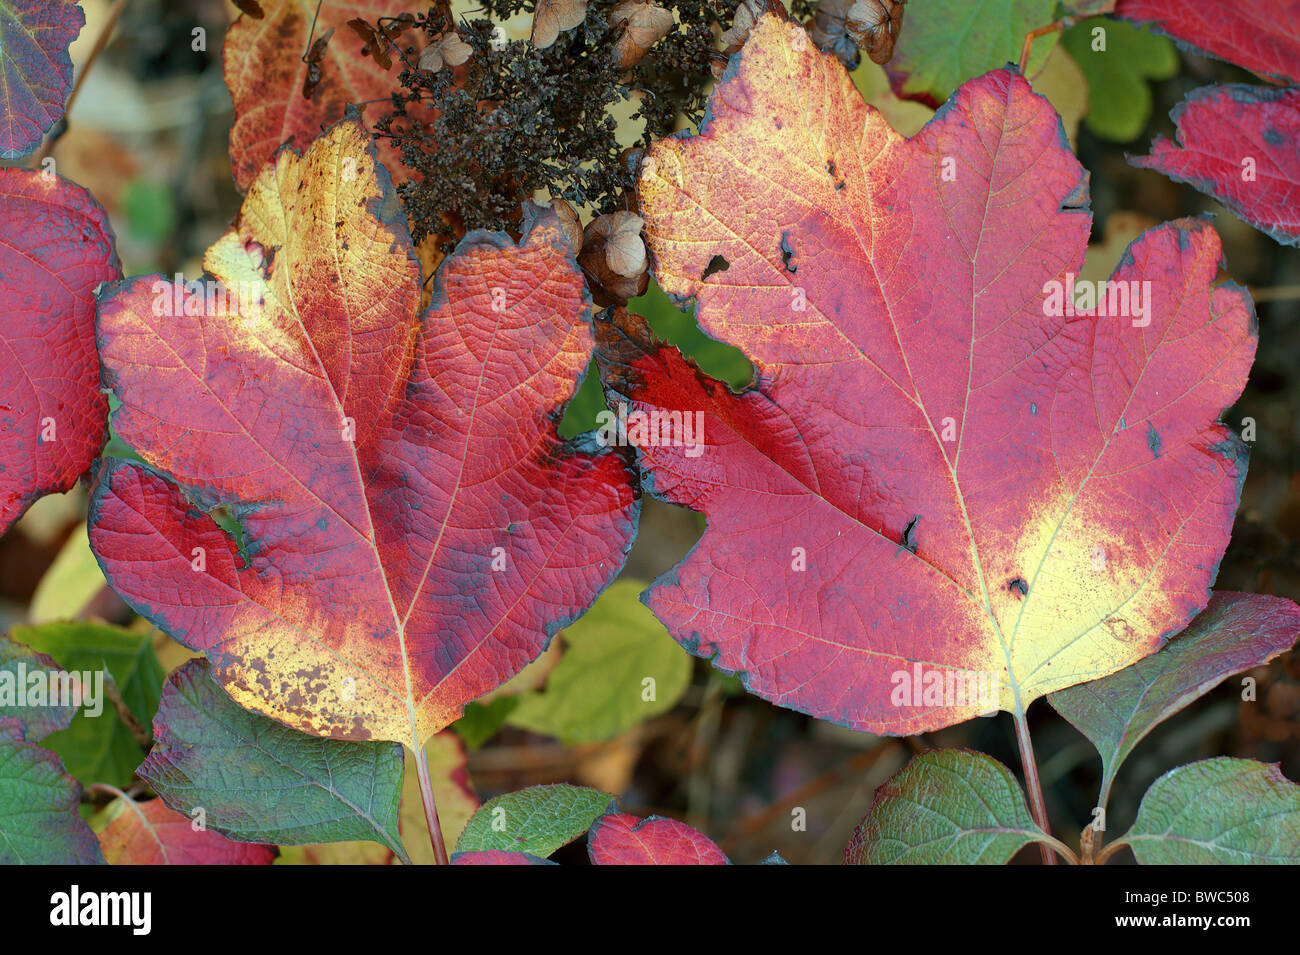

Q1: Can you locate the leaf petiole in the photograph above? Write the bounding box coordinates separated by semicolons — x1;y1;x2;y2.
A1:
413;739;450;865
1013;708;1057;865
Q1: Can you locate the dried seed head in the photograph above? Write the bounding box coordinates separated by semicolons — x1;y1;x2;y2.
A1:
580;211;649;306
845;0;905;65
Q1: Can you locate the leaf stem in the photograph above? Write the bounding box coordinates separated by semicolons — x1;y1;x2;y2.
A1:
1093;837;1129;866
1012;708;1056;865
1037;833;1080;865
413;740;450;865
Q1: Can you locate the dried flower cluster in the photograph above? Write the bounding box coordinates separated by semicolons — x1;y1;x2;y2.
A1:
372;1;756;249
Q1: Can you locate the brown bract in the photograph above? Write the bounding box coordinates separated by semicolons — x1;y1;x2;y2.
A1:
419;30;473;72
579;211;649;306
532;0;589;50
845;0;906;65
550;197;585;253
721;0;787;55
611;1;675;69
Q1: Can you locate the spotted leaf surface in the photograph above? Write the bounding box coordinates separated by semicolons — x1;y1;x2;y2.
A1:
1132;85;1300;247
0;169;120;534
0;0;83;158
1116;0;1300;84
98;797;276;865
587;810;729;865
88;118;638;750
610;15;1256;734
224;0;416;189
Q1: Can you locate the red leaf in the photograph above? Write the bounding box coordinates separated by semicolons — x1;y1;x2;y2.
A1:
1117;0;1300;84
0;0;84;158
98;798;276;865
0;169;119;535
224;0;416;190
587;811;729;864
1133;84;1300;246
88;119;637;749
451;849;556;864
604;15;1256;733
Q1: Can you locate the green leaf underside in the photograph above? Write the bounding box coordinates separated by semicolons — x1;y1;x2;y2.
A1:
0;720;103;864
138;661;408;860
507;579;692;744
1123;759;1300;864
455;784;612;857
847;750;1047;864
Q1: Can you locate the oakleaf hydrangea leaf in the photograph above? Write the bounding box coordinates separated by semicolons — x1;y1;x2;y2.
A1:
87;117;638;750
98;797;276;865
0;0;84;158
844;749;1049;864
587;809;729;865
455;784;611;858
1116;0;1300;84
0;168;119;534
224;0;416;189
1121;758;1300;864
138;660;410;860
1132;85;1300;247
604;14;1257;734
0;718;102;864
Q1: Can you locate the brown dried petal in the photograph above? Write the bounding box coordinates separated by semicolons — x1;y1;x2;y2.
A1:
420;31;473;72
611;2;675;69
551;198;585;253
721;0;785;54
532;0;589;50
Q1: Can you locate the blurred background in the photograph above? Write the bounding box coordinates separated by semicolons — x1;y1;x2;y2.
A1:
1;0;1297;864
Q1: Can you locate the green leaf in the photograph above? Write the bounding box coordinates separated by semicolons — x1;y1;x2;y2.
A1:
11;621;165;787
1122;759;1300;864
452;696;520;751
1048;592;1300;807
506;579;692;744
455;784;611;857
0;720;103;864
0;635;79;740
138;661;409;861
28;522;109;623
891;0;1059;103
845;750;1049;864
1061;17;1178;141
